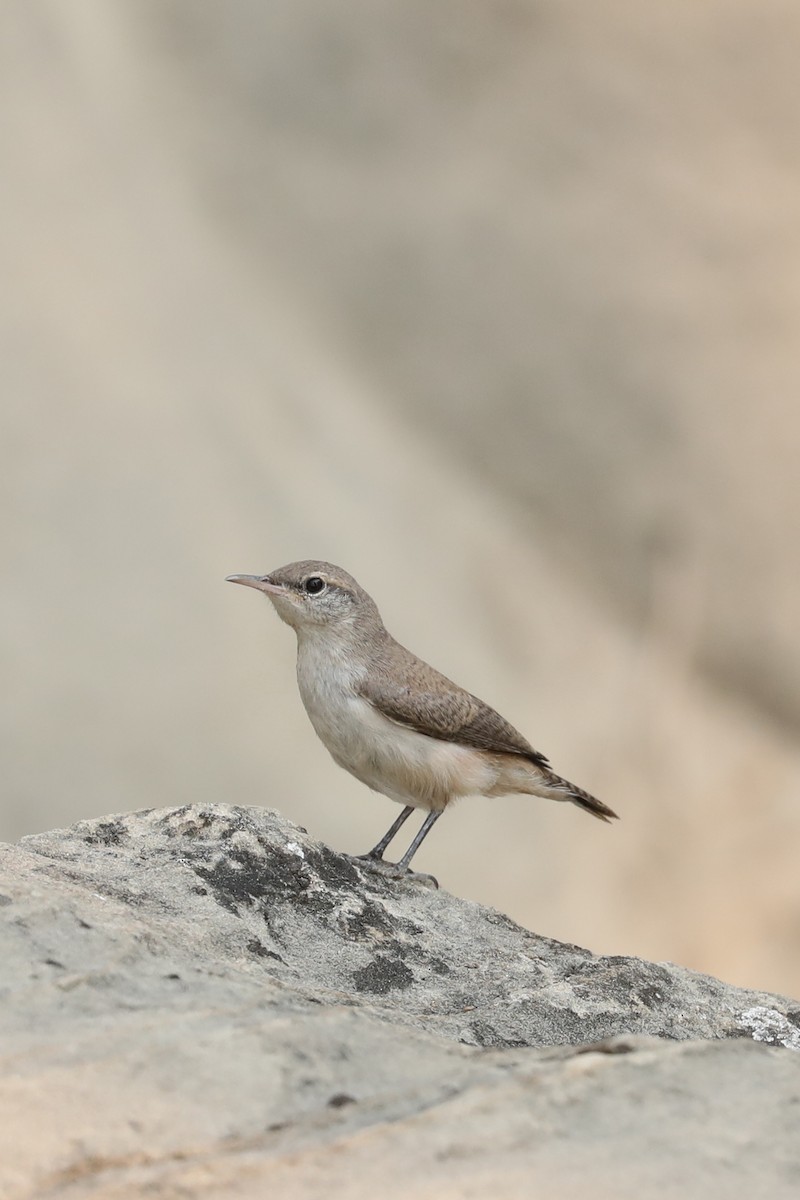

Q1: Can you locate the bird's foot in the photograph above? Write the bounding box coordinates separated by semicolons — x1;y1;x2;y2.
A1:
376;859;439;889
392;865;439;890
348;854;439;889
346;851;389;879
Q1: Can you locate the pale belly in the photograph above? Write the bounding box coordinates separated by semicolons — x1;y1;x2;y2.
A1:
300;684;500;811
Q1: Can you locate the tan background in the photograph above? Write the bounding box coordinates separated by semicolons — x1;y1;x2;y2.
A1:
2;1;799;996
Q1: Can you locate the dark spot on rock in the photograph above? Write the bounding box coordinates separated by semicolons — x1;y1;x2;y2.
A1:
165;973;181;981
575;957;675;1010
338;898;396;940
44;958;64;969
327;1093;356;1108
83;820;127;847
192;886;208;896
786;1010;800;1031
484;910;532;936
163;807;226;837
352;955;414;994
194;845;306;914
638;985;667;1007
466;1020;529;1049
305;843;361;891
0;894;12;907
427;956;452;976
192;838;362;924
246;938;285;963
76;917;92;929
575;1038;638;1056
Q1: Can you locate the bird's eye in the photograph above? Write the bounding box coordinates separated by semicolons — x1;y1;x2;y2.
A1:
304;576;326;595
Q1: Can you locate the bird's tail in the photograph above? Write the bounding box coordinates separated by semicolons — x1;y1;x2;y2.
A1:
540;767;619;822
491;756;619;820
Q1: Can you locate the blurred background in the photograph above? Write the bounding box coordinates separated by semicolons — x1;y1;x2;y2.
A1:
2;1;799;997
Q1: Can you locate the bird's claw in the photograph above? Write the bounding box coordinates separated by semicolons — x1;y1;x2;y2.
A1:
350;854;439;890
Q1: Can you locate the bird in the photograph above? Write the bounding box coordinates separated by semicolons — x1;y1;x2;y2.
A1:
226;560;617;883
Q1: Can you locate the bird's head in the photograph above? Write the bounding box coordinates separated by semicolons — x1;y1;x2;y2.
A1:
226;560;380;634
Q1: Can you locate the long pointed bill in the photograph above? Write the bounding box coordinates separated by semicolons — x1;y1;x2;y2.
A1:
225;574;286;596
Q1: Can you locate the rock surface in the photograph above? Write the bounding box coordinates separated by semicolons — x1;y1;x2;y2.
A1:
1;804;799;1199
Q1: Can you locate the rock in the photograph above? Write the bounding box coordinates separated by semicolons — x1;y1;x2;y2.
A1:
1;804;799;1199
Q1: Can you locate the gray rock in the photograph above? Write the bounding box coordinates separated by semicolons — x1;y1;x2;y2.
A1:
1;804;799;1198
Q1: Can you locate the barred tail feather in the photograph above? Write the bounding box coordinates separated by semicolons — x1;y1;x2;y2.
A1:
488;755;618;820
544;769;619;822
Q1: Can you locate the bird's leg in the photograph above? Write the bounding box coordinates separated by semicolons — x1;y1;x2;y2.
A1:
359;805;415;861
394;810;442;874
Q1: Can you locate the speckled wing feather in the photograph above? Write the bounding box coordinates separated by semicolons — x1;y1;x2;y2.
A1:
357;644;550;768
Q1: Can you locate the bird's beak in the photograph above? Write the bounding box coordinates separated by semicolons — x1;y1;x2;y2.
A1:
225;574;286;596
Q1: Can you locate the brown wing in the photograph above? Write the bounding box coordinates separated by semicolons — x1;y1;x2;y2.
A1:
357;665;550;769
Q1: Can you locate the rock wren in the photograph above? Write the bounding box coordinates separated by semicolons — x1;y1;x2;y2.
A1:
226;560;617;881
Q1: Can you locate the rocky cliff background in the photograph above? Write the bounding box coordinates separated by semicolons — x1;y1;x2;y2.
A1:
2;1;800;995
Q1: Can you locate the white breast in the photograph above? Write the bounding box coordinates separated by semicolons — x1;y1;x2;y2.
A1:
294;634;499;811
